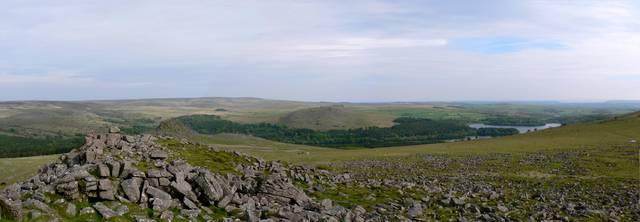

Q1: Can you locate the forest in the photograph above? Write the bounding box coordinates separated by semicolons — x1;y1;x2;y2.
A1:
175;115;518;148
0;134;85;158
482;115;547;126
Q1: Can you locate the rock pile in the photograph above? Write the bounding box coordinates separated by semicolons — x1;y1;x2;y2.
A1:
0;128;366;221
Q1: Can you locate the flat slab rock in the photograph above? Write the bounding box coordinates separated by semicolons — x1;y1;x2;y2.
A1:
93;202;117;219
149;150;169;159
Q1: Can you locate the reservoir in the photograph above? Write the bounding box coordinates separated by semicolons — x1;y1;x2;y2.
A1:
468;123;562;134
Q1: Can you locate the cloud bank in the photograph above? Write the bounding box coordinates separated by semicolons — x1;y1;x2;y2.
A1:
0;0;638;101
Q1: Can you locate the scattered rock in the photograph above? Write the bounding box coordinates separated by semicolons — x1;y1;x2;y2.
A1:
109;127;121;133
407;202;423;218
93;202;117;219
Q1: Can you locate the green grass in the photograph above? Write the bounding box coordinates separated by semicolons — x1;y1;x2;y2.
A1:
277;105;395;130
0;154;59;189
2;98;634;139
360;105;488;122
188;113;640;178
157;138;252;175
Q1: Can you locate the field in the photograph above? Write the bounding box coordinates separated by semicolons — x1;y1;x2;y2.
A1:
159;111;640;220
188;112;638;220
0;105;638;220
1;98;637;138
189;113;639;167
3;109;636;178
0;154;59;189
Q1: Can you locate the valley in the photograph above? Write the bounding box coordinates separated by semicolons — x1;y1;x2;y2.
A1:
0;99;638;221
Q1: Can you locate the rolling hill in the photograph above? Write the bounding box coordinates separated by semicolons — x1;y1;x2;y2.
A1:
152;111;639;175
1;112;638;221
277;105;393;130
2;97;636;139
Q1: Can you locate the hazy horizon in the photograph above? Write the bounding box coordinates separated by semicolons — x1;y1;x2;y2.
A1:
1;95;639;105
1;1;639;101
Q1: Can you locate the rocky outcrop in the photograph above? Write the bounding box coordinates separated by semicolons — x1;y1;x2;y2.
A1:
0;128;365;221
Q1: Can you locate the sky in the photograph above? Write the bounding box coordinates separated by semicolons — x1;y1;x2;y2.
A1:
0;0;639;102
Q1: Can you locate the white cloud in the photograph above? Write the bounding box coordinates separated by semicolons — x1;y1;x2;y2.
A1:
0;0;638;101
0;72;92;85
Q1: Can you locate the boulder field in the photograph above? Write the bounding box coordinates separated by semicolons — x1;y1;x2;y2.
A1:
0;128;364;221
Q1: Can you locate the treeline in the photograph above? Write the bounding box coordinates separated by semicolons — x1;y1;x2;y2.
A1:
174;115;517;148
549;114;612;125
121;124;155;135
477;128;520;137
482;116;546;126
0;134;85;158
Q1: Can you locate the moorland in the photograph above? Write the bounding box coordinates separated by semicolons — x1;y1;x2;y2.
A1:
0;98;638;221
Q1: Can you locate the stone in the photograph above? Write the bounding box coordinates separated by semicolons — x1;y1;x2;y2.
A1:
171;180;198;203
98;179;115;200
146;186;172;201
133;216;156;222
257;174;310;206
24;198;53;213
124;135;137;143
79;207;95;215
497;205;509;213
0;196;23;221
407;202;423;218
321;199;333;210
56;181;80;199
99;179;113;190
147;169;167;178
217;195;233;208
148;178;160;187
93;202;117;219
354;205;366;215
180;209;200;219
65;203;77;216
100;190;116;201
98;164;110;178
194;173;225;204
151;198;171;212
160;210;174;221
121;178;142;203
115;205;129;216
108;161;122;178
183;197;199;209
85;150;99;163
29;210;42;219
86;181;98;191
159;178;171;187
149;150;168;159
109;127;121;133
245;208;259;222
452;197;465;205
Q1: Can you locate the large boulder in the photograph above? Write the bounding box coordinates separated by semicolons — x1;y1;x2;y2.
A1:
93;202;117;219
194;171;227;205
0;195;23;221
121;178;143;203
258;174;310;206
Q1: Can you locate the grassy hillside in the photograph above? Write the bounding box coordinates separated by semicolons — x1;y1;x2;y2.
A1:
0;155;59;189
277;105;394;130
187;112;639;178
1;98;636;138
0;112;637;221
0;97;327;137
165;115;492;148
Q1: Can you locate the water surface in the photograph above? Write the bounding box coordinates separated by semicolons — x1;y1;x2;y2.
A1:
468;123;561;134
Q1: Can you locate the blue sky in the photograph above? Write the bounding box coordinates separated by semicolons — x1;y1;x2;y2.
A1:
0;0;639;102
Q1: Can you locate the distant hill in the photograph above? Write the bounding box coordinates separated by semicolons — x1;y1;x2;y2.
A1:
0;97;635;139
277;106;379;130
